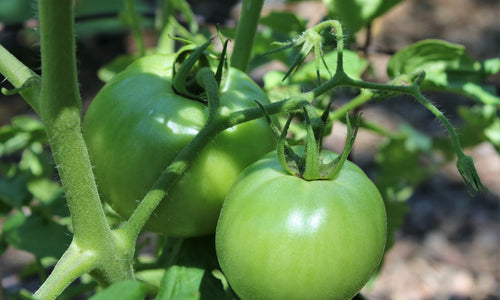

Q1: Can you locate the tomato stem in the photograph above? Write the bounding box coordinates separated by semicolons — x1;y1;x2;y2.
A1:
231;0;265;72
124;0;146;57
34;1;135;297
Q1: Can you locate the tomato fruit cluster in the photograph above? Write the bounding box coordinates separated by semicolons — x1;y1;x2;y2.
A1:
215;149;387;300
83;54;275;237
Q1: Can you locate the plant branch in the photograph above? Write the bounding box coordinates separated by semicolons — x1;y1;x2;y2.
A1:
0;45;41;114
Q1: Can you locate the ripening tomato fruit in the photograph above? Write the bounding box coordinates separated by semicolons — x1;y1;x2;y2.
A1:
216;148;387;300
83;54;275;237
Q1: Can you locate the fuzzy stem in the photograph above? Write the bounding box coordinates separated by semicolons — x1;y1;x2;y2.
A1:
38;0;112;250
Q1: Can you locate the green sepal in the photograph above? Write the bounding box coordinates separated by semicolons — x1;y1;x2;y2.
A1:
456;154;488;195
265;21;343;83
254;100;302;177
277;116;302;177
322;113;360;180
172;39;213;100
302;107;321;180
214;36;230;88
274;102;360;181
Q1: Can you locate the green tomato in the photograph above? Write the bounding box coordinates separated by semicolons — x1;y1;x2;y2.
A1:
215;148;387;300
83;54;275;237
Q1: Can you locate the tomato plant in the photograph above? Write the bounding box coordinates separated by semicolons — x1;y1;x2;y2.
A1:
83;53;275;237
0;0;495;299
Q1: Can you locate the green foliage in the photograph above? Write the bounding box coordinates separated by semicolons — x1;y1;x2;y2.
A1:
155;237;232;300
0;0;36;24
388;39;500;105
323;0;405;36
90;280;151;300
2;212;71;259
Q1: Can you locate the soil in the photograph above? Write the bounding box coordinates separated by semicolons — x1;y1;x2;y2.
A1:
1;0;499;299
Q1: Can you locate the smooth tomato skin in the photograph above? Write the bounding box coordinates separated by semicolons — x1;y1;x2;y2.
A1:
215;149;387;300
83;54;275;237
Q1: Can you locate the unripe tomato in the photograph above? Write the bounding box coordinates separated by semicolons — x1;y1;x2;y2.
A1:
83;54;275;237
216;148;387;300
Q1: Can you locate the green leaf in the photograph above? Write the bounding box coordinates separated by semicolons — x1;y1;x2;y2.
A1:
323;0;405;35
156;265;205;300
456;105;500;149
156;236;233;300
0;116;46;157
484;118;500;151
383;200;408;251
2;212;72;259
97;54;141;82
0;175;30;209
135;269;166;289
89;280;150;300
375;124;434;198
0;0;36;24
387;39;500;105
19;142;54;177
27;177;63;204
259;11;307;36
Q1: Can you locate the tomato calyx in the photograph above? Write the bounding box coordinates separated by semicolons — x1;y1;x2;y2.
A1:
273;102;360;181
172;38;230;103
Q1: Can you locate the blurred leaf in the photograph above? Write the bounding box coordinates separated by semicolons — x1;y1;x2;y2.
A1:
383;199;408;251
291;49;367;81
75;0;151;36
0;234;8;256
19;142;54;177
0;116;46;157
0;0;36;24
456;105;500;149
484;118;500;151
387;39;500;105
90;280;150;300
375;124;435;199
259;11;307;36
27;177;63;204
97;54;141;82
135;269;165;289
0;175;30;209
323;0;405;35
2;212;72;259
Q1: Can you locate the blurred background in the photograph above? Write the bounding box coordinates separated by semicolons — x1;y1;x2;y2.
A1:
0;0;499;299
